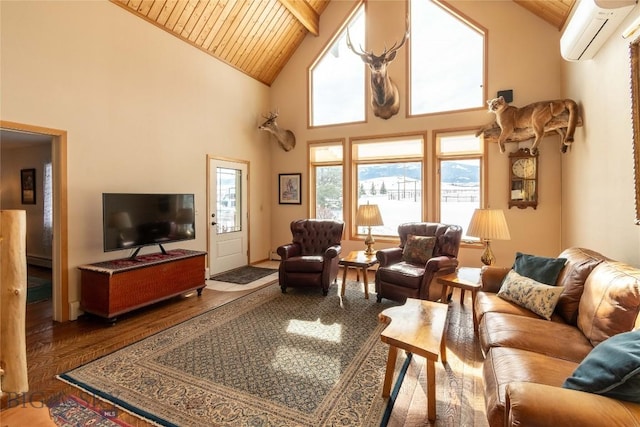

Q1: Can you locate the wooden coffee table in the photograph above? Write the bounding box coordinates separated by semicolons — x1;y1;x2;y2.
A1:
378;298;448;422
339;250;378;299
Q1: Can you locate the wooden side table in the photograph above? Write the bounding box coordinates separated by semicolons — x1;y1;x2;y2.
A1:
437;267;481;331
378;298;448;422
338;250;379;299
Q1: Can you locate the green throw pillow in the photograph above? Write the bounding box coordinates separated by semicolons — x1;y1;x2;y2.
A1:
513;252;567;285
563;329;640;403
402;235;436;265
497;270;564;320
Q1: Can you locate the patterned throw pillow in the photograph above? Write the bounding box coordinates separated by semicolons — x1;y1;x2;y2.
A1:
402;235;436;265
497;270;564;320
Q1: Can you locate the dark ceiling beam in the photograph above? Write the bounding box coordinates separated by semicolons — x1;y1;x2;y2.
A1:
278;0;319;36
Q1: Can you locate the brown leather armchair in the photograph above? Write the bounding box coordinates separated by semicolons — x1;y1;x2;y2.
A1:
375;222;462;303
277;219;344;296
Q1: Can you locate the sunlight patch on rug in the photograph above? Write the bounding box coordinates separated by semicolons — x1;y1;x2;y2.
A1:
58;284;405;427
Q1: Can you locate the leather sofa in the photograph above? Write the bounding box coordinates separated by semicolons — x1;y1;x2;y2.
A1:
475;247;640;426
375;222;462;303
277;219;344;296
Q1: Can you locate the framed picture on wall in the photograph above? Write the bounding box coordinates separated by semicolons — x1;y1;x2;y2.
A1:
21;168;36;205
279;173;301;204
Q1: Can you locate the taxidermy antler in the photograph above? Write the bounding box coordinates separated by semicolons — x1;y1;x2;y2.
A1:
345;22;409;120
258;110;296;152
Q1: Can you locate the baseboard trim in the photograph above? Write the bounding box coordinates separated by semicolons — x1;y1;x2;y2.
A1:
27;255;52;268
69;301;81;321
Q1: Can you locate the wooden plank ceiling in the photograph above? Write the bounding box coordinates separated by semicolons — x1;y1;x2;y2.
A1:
111;0;575;86
514;0;576;31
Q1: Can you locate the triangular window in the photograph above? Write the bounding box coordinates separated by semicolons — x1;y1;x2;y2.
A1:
309;4;365;127
410;0;486;115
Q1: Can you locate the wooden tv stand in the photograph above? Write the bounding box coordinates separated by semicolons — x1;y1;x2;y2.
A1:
79;249;206;322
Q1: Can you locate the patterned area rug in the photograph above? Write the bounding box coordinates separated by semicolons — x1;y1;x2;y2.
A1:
58;284;404;426
49;395;133;427
210;265;277;284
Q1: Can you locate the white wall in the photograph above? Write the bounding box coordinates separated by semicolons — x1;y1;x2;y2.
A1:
561;4;640;265
270;0;565;267
0;0;273;318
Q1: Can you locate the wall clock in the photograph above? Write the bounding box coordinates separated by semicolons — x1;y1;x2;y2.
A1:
509;148;538;209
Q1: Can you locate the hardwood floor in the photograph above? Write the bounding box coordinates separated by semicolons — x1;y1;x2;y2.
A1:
2;267;487;426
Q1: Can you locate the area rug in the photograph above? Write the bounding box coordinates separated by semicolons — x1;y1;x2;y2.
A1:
57;284;405;426
27;275;52;303
48;394;133;427
210;265;277;284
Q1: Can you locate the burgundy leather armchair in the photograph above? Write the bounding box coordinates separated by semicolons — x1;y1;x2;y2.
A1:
375;222;462;303
277;219;344;296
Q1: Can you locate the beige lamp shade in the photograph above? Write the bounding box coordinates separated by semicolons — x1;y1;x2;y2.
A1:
467;209;510;266
467;209;511;241
356;204;383;227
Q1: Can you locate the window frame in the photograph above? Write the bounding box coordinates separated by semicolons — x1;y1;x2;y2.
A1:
308;1;367;129
432;127;488;244
407;0;488;118
307;129;489;246
350;132;426;241
308;139;346;221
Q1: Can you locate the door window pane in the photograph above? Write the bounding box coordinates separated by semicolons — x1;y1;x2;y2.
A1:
216;167;241;234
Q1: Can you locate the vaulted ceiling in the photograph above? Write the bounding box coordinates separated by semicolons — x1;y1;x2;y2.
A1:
111;0;576;86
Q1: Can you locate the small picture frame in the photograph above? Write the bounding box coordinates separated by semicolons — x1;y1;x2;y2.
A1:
279;173;301;205
21;168;36;205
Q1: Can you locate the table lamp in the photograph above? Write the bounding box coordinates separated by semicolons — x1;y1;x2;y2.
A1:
356;203;384;255
466;208;510;266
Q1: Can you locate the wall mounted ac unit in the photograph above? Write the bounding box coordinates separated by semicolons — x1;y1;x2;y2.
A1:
560;0;637;61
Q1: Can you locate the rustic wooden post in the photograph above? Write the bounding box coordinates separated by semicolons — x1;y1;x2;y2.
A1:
0;210;29;394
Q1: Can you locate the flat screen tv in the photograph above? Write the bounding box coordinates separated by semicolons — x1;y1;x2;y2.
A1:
102;193;195;258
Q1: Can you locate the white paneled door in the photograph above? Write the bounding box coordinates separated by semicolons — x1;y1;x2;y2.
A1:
208;158;248;276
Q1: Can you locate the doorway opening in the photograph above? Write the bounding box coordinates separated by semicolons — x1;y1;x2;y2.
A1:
1;121;69;322
207;157;249;276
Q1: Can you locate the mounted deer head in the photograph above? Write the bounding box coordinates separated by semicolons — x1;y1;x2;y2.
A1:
258;110;296;152
346;24;409;120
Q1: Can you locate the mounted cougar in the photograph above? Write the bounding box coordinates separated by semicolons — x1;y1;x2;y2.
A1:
346;24;409;119
258;111;296;152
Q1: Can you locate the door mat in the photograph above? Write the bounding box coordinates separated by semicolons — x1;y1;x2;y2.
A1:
210;265;277;284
